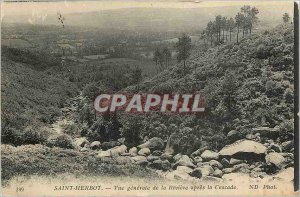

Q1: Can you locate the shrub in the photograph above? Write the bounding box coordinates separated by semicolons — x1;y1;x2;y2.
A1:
256;44;271;59
23;128;49;145
46;134;74;149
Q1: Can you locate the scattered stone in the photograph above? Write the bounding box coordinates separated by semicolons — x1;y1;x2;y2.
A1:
193;156;203;163
196;165;214;176
229;158;243;165
174;155;195;168
265;152;285;169
270;143;282;152
102;141;121;150
222;168;235;174
138;148;151;156
281;140;294;152
129;147;138;156
147;155;160;162
213;169;223;178
219;140;267;157
160;153;173;161
227;130;242;142
220;158;230;168
176;166;193;174
189;168;202;178
90;141;101;150
209;160;223;169
138;137;164;151
173;153;183;161
152;150;163;156
132;156;147;163
73;137;89;149
252;127;280;138
149;160;171;171
201;150;219;161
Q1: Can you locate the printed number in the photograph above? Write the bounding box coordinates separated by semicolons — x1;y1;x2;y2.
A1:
16;187;24;192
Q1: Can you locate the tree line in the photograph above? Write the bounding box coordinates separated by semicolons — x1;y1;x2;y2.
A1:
201;5;259;46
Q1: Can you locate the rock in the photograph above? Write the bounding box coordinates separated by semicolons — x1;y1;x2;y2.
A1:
209;160;223;169
166;169;192;181
222;168;235;174
227;130;241;142
138;148;151;156
80;147;89;152
149;160;171;171
271;167;294;182
201;150;219;161
174;155;195;168
193;156;203;163
265;152;285;169
160;153;173;161
97;145;127;157
173;153;183;161
191;146;208;157
219;140;267;158
147;155;160;162
201;176;223;182
102;141;121;150
229;158;243;165
270;143;282;152
189;168;202;178
213;169;223;178
281;140;294;152
246;134;256;140
129;147;138;156
176;166;193;174
138;137;164;151
90;141;101;150
233;163;250;173
195;165;214;176
252;127;280;138
220;158;230;168
73;137;89;149
132;156;147;163
152;150;163;156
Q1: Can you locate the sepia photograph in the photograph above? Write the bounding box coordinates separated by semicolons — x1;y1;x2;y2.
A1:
1;0;298;196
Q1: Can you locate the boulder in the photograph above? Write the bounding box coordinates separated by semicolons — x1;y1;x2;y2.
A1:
265;152;285;169
138;137;164;151
90;141;101;150
166;170;192;181
191;146;208;157
201;150;219;161
97;145;127;157
149;160;171;171
73;137;89;149
147;155;160;162
209;160;223;169
102;141;121;150
227;130;242;142
132;156;147;163
222;168;235;174
152;150;163;156
193;156;203;163
174;155;195;168
160;153;173;161
219;140;267;158
129;147;138;156
173;153;183;161
270;143;282;152
176;166;193;174
189;168;202;178
252;127;280;138
220;158;230;168
232;163;250;173
195;165;214;176
138;148;151;156
229;158;243;165
213;169;223;178
281;140;294;152
97;150;111;158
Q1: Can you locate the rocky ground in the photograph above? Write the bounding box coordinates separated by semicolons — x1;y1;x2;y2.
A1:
72;129;294;183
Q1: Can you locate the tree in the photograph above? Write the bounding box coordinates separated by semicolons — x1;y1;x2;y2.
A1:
215;15;222;42
283;12;290;24
206;21;215;46
235;12;244;43
200;30;207;48
162;47;172;68
240;5;259;35
176;34;192;70
227;17;235;42
153;49;161;66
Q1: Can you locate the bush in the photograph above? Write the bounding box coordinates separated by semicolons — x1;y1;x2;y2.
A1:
256;44;271;59
46;134;74;149
23;128;49;144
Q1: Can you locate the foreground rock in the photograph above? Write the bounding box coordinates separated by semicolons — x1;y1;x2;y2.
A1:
138;137;164;151
73;137;89;149
265;152;285;169
97;145;127;158
201;150;219;161
219;140;267;158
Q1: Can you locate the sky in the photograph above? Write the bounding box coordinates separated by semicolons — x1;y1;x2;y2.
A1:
1;1;294;25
